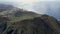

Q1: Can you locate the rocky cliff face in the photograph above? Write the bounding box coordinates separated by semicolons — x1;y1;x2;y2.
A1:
0;4;60;34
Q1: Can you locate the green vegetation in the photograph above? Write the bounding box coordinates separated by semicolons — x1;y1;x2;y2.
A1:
0;4;60;34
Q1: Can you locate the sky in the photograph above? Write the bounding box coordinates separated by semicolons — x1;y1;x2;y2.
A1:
0;0;59;11
0;0;60;20
0;0;59;4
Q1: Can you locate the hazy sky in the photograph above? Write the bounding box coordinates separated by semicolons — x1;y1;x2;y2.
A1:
0;0;59;4
0;0;59;10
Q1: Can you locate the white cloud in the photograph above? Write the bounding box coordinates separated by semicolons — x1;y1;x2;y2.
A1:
0;0;58;4
0;0;44;4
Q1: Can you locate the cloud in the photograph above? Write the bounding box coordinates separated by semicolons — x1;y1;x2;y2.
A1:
0;0;44;4
0;0;59;4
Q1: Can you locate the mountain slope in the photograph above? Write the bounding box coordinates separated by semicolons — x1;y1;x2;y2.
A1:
0;4;60;34
0;15;60;34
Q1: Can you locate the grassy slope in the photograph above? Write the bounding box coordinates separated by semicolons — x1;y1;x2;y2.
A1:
0;7;60;34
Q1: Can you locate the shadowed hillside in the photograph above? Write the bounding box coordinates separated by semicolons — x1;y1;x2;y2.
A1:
0;4;60;34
